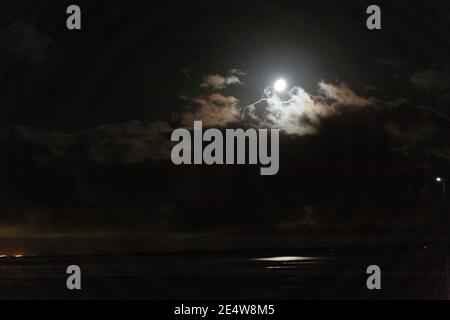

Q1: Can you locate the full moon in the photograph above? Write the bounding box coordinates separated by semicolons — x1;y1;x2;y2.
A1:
274;79;287;92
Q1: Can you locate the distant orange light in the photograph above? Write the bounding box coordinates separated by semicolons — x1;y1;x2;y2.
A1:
0;254;7;258
14;253;24;258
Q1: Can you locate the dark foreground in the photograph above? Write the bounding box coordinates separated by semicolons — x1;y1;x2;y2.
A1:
0;245;448;300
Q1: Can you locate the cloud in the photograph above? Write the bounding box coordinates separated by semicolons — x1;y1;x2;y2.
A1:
373;58;403;68
180;67;193;80
318;82;374;107
410;70;450;91
245;87;321;135
0;20;54;62
181;93;239;127
229;68;247;76
242;81;374;135
185;78;374;135
85;121;173;163
383;103;450;160
200;70;244;90
4;121;174;164
180;70;248;126
182;78;392;140
364;85;379;94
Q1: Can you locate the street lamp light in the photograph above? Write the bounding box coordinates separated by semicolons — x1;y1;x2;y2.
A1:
436;177;447;208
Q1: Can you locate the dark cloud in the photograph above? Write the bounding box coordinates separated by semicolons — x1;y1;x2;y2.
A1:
2;121;173;164
0;20;54;62
373;58;404;68
384;103;450;161
180;67;193;80
410;70;450;92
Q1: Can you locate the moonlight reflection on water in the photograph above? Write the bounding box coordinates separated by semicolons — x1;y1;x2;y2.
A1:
253;256;321;262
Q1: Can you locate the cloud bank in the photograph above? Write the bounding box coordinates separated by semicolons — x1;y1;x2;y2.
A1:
1;70;449;166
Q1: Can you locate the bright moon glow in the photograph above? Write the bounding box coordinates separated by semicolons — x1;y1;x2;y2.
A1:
274;79;287;92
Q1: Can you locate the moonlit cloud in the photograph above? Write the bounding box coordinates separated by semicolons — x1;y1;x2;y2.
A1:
241;81;373;135
200;70;244;90
318;82;373;107
229;68;247;76
181;70;244;127
185;74;376;136
181;93;239;127
244;86;321;135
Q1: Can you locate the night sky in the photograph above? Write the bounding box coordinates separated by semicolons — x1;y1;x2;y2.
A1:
0;0;449;255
